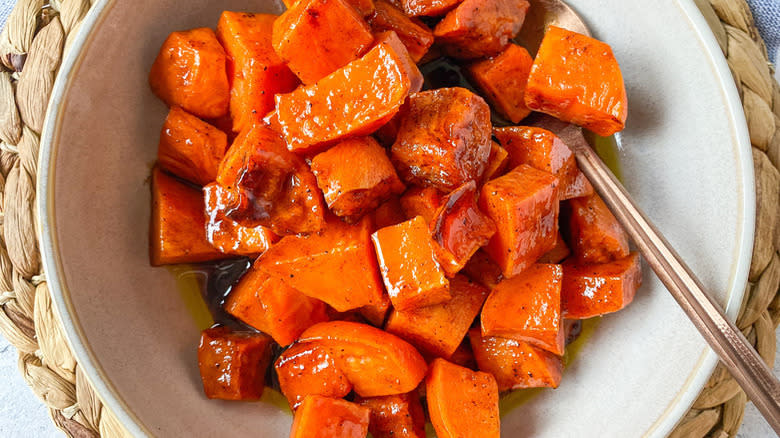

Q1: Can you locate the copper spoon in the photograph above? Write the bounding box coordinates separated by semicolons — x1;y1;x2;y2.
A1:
518;0;780;433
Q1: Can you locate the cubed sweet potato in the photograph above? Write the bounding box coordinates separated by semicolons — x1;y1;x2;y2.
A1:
525;26;627;136
399;186;444;223
371;196;407;229
217;12;299;133
197;326;273;400
276;31;422;155
479;164;559;277
149;28;229;118
369;1;434;62
481;141;509;184
481;264;564;355
430;181;496;276
359;292;393;326
276;341;354;410
391;88;492;191
216;123;325;235
538;232;570;264
298;321;428;396
282;0;377;16
565;193;630;264
469;328;562;391
562;252;641;319
311;137;405;221
149;168;227;266
426;358;500;438
433;0;530;59
385;275;488;359
355;392;426;438
290;395;370;438
372;216;450;311
461;249;503;289
398;0;462;16
203;183;278;256
466;44;533;123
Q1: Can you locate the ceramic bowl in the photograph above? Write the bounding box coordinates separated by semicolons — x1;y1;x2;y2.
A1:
38;0;754;436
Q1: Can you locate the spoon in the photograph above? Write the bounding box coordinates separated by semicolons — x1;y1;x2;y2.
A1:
520;0;780;433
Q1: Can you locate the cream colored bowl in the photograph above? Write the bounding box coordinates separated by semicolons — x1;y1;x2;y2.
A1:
38;0;754;436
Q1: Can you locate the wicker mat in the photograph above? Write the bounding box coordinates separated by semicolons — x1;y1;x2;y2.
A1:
0;0;778;436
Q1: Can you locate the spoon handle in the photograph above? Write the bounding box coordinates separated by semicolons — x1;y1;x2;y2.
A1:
558;125;780;434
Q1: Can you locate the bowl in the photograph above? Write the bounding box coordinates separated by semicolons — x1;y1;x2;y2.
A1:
38;0;754;436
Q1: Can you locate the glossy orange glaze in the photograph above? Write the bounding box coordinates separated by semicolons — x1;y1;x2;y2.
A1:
203;183;279;256
469;328;562;391
537;231;571;264
290;395;370;438
461;249;503;289
282;0;377;16
368;1;434;62
562;252;642;319
276;342;353;410
481;264;565;355
565;192;630;264
371;196;407;229
481;141;509;184
399;186;444;223
355;392;426;438
466;44;533;123
398;0;462;17
372;216;450;310
197;326;272;400
216;123;325;235
479;164;559;277
385;275;488;359
525;26;627;137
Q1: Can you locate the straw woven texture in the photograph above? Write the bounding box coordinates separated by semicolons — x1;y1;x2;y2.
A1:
0;0;777;437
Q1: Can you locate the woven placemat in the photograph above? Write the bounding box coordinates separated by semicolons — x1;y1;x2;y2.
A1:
0;0;777;437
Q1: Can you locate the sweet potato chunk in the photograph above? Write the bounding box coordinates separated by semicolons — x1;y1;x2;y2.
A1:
433;0;530;59
372;216;450;311
276;31;422;155
391;88;492;191
273;0;374;85
311;137;405;221
398;0;462;16
359;292;392;326
565;193;629;264
203;183;278;256
282;0;377;16
276;341;353;410
157;107;228;186
369;1;434;62
430;181;496;276
466;44;533;123
469;328;562;391
426;358;500;438
298;321;428;396
371;196;406;229
149;168;226;266
217;12;299;133
525;26;627;136
355;392;426;438
149;28;229;118
479;164;559;277
257;216;384;312
481;141;509;184
290;395;370;438
461;250;503;289
399;187;443;223
538;231;570;264
216;123;325;235
385;275;488;358
562;252;641;319
197;326;272;400
481;264;564;355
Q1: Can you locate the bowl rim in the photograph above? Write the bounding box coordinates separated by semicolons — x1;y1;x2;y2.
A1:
35;0;755;437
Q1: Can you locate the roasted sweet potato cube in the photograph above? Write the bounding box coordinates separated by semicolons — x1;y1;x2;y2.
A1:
258;216;385;312
391;88;492;191
426;358;500;438
371;196;406;229
217;12;299;133
565;193;630;264
149;28;229;118
433;0;530;59
311;137;405;221
449;339;477;370
355;392;426;438
481;264;564;355
273;0;374;85
150;168;227;266
479;164;559;277
276;31;422;155
290;395;370;438
216;123;325;235
430;181;496;276
399;186;444;223
469;328;562;391
372;216;450;311
276;341;354;410
466;44;533;123
538;232;570;264
398;0;462;16
299;321;428;396
482;141;509;184
282;0;377;16
203;183;278;256
525;26;627;136
385;275;488;358
369;1;434;62
197;326;273;400
461;249;503;289
157;107;228;186
562;252;641;319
